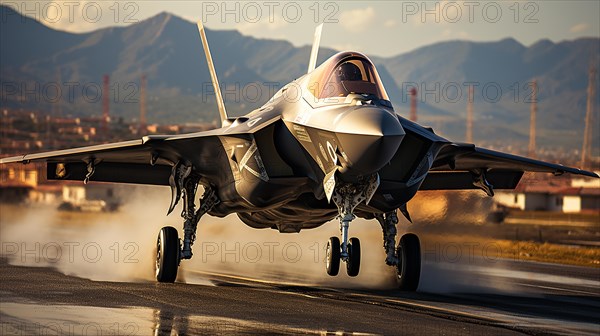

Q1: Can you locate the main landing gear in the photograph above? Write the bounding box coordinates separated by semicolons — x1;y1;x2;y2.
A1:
155;226;179;283
374;211;420;290
396;233;421;291
155;161;219;283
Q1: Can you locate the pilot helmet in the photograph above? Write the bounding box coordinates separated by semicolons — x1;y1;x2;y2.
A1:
336;62;362;81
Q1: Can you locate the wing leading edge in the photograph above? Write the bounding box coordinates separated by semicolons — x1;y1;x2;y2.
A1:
421;143;598;191
0;134;217;186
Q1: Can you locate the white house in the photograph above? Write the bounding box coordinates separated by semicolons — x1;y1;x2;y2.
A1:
495;179;600;213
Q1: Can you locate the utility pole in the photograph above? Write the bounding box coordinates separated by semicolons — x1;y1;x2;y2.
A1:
140;74;147;135
102;74;110;141
528;79;537;158
466;85;474;143
581;66;596;169
55;68;62;118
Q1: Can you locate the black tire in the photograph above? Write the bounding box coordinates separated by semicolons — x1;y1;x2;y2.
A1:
156;226;180;283
396;233;421;291
346;237;361;277
326;237;341;276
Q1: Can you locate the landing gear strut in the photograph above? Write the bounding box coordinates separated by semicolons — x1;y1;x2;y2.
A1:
181;185;219;260
377;210;421;291
375;211;399;266
155;162;219;283
326;174;379;277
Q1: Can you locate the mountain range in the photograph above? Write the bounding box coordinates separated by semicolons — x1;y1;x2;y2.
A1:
1;5;598;150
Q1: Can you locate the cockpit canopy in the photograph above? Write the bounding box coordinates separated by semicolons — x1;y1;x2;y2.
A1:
308;52;389;101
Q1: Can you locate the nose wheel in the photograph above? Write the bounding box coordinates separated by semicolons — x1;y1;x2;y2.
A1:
326;237;340;276
346;237;361;277
326;236;361;277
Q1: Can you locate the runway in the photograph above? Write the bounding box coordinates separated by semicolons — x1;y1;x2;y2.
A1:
0;203;599;335
1;257;598;335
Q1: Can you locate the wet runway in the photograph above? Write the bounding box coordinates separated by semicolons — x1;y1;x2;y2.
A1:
1;257;598;335
1;203;598;335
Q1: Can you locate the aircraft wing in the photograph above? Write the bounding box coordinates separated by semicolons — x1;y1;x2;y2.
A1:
0;132;225;186
421;143;598;191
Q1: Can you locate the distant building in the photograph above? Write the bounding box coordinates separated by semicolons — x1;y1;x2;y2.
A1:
0;166;38;187
29;184;62;204
0;181;33;203
496;185;563;212
560;187;600;213
495;175;600;213
60;183;129;211
571;174;600;188
0;164;39;203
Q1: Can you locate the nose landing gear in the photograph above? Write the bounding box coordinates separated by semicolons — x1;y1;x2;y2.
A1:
325;174;379;277
324;189;422;291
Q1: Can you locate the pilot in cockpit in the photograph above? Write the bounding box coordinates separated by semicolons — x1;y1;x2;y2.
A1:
336;62;363;82
307;52;390;102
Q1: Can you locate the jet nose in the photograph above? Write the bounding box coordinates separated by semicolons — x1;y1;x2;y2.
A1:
334;107;404;181
335;106;405;137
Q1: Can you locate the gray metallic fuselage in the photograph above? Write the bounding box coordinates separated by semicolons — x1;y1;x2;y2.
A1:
207;78;444;233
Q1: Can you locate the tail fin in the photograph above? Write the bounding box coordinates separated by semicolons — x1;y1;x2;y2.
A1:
197;21;228;126
307;24;323;74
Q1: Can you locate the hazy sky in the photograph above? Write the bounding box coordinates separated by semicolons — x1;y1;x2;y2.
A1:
4;1;600;57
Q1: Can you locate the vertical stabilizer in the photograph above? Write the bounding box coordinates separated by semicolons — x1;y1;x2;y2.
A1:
307;24;323;74
197;21;228;126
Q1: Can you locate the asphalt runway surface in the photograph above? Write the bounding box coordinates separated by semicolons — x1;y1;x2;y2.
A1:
1;257;599;336
0;203;598;335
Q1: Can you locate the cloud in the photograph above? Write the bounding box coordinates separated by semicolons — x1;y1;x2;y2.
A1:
384;19;397;28
331;43;358;52
235;13;289;34
410;0;466;26
570;23;590;33
339;7;375;33
440;29;468;39
33;1;126;32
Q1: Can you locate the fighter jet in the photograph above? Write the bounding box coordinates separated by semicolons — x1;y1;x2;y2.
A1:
1;23;597;290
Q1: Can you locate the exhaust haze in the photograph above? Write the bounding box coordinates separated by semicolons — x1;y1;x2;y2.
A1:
1;187;533;294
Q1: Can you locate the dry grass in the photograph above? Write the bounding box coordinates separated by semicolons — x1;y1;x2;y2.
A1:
421;233;600;268
493;239;600;267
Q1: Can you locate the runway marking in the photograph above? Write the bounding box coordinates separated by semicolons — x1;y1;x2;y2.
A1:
277;291;321;300
440;263;600;288
341;291;507;325
184;270;324;289
382;298;503;324
514;282;600;296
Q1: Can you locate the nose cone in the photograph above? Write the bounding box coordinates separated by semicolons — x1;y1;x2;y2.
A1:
335;106;405;137
334;107;404;181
